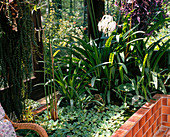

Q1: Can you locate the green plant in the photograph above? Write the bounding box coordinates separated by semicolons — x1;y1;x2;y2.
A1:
115;32;170;105
52;59;89;108
42;0;169;115
35;104;133;137
21;99;41;122
54;8;155;106
46;48;104;108
16;130;39;137
22;106;35;122
24;99;41;110
42;0;87;120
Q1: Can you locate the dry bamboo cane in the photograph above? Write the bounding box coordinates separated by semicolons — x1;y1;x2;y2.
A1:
125;0;133;59
50;42;58;120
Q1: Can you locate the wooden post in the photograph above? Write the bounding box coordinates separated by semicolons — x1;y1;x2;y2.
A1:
87;0;104;39
30;9;45;100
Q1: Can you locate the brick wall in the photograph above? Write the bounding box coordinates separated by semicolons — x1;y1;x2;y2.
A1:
111;94;170;137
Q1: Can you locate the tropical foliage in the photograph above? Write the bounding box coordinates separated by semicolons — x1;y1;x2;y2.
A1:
41;0;170;122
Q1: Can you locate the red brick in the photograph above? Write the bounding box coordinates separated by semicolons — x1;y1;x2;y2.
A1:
111;129;128;137
149;115;154;126
136;129;143;137
136;108;148;116
157;100;161;109
125;130;132;137
157;115;161;125
159;125;168;131
168;115;170;123
152;121;157;133
142;102;154;109
153;94;161;100
154;110;159;120
162;106;170;114
139;116;145;129
143;133;146;137
128;114;142;123
143;121;149;134
146;127;152;137
162;122;170;127
168;98;170;106
154;130;165;136
120;121;135;131
153;126;159;134
132;123;139;136
159;107;161;115
162;98;167;105
146;110;152;121
166;129;170;136
162;114;167;122
152;104;158;114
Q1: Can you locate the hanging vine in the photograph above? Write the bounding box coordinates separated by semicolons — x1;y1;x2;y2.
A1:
0;0;37;117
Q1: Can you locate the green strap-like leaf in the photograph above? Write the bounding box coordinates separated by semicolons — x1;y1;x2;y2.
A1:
109;53;115;65
91;77;96;87
146;17;170;34
142;54;148;77
119;65;123;84
105;35;114;48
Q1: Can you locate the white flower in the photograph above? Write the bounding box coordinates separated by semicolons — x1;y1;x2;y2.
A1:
102;15;113;22
98;15;117;35
108;21;116;32
127;0;132;3
98;21;102;32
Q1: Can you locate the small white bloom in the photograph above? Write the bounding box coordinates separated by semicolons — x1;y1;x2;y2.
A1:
108;21;116;32
98;15;117;35
167;11;170;17
127;0;132;3
102;15;113;22
98;21;102;32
